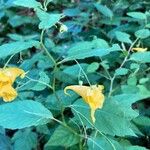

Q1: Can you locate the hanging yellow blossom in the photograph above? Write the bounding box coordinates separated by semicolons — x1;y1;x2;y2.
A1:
0;84;18;102
0;67;25;102
132;47;147;52
64;85;105;123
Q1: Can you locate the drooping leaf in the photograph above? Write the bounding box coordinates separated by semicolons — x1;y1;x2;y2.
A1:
0;100;53;129
0;40;40;59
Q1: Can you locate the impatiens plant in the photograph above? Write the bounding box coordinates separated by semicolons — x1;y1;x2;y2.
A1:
0;67;25;101
0;0;150;149
64;85;105;123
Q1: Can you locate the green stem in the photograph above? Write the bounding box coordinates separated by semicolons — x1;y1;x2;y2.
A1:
75;59;91;86
25;76;53;90
40;29;66;124
40;30;56;66
52;117;79;136
108;38;139;97
3;54;15;69
52;65;66;123
71;107;116;150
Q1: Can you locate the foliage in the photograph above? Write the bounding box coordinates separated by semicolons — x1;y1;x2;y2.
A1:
0;0;150;149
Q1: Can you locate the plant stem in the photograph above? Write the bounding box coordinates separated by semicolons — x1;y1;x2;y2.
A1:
40;29;66;124
40;30;56;66
52;117;79;136
25;75;53;90
3;54;15;69
52;65;66;123
108;38;139;97
75;59;91;86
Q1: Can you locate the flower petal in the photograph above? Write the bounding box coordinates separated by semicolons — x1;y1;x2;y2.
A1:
132;47;147;52
64;85;105;123
91;109;96;123
0;84;18;102
3;67;25;83
0;71;11;87
64;85;89;101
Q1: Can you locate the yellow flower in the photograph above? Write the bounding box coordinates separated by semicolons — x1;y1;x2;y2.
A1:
132;47;147;52
0;67;25;102
64;85;105;123
1;67;25;84
0;84;17;102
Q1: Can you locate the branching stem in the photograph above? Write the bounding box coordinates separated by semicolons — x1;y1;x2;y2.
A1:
108;38;139;97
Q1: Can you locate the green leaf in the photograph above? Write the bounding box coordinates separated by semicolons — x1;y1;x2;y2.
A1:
87;133;123;150
115;68;128;76
130;52;150;63
0;40;40;59
111;93;150;107
127;12;146;20
36;9;62;29
127;146;147;150
72;98;137;136
46;125;79;147
135;29;150;39
133;116;150;126
8;15;37;27
87;62;99;73
12;129;37;150
100;60;110;69
139;78;149;84
121;85;139;94
66;38;121;60
63;8;81;17
32;71;50;91
7;34;38;41
13;0;42;9
115;31;132;43
127;76;137;86
94;3;113;18
88;133;147;150
0;100;53;129
0;134;12;150
130;63;140;70
137;85;150;96
46;90;78;111
146;23;150;28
